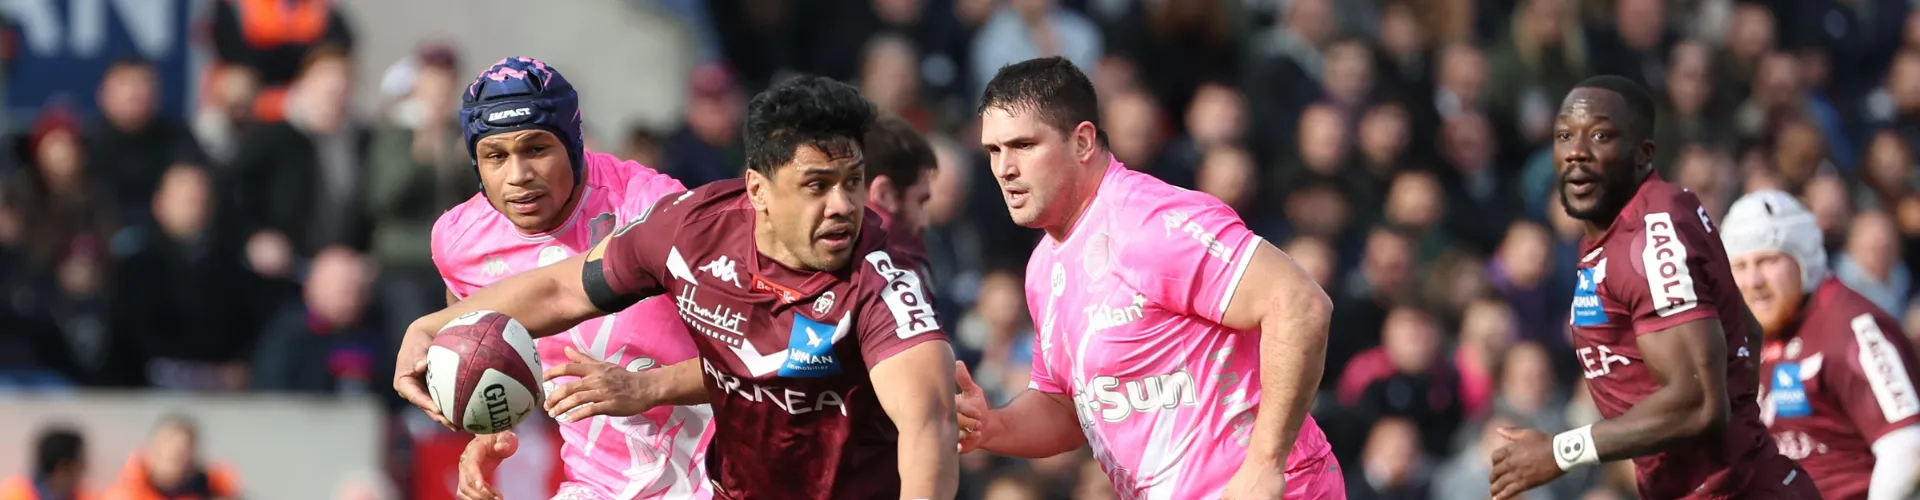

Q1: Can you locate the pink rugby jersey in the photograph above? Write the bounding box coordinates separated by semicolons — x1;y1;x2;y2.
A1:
433;151;714;500
1024;160;1341;500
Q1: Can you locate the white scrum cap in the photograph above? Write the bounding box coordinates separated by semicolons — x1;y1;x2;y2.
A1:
1720;189;1827;293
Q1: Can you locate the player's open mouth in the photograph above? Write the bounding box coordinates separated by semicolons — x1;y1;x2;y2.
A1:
505;193;545;214
1004;186;1030;209
817;228;854;250
1563;174;1598;197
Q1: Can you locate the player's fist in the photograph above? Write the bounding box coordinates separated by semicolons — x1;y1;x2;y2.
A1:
1221;459;1287;500
954;361;996;453
457;431;518;500
1489;426;1565;500
544;347;659;422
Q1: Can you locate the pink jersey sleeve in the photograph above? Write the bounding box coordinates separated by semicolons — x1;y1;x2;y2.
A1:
1025;257;1065;394
430;201;485;299
1618;207;1722;335
1114;187;1261;325
1834;311;1920;442
856;248;950;369
586;151;689;217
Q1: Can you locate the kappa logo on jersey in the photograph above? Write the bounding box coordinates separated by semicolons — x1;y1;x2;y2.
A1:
1571;262;1608;326
1642;212;1698;317
1851;314;1920;423
1771;362;1813;419
866;251;939;339
780;315;846;377
1159;209;1232;261
668;247;749;346
700;256;742;287
482;255;510;277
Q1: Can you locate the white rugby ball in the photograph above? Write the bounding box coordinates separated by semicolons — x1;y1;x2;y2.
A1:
424;310;545;434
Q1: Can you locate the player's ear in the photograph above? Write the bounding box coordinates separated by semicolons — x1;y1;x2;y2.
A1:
1637;138;1657;171
1073;121;1097;163
746;168;770;212
869;175;899;214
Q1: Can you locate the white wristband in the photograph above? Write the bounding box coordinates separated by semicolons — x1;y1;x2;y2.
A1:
1552;424;1600;471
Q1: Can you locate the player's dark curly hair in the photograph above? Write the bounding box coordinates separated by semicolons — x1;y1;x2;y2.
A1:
863;115;935;194
978;56;1108;148
1573;75;1658;141
743;75;877;176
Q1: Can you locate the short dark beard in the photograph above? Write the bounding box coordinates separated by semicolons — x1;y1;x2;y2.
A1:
1559;168;1645;223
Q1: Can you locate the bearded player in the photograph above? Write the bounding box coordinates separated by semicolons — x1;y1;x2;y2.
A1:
1721;190;1920;500
955;56;1341;499
396;75;959;499
426;57;712;500
1488;75;1817;499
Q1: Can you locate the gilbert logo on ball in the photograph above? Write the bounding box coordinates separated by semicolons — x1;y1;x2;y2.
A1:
425;310;545;434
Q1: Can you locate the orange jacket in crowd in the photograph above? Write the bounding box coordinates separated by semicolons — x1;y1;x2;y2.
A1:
0;475;92;500
96;454;240;500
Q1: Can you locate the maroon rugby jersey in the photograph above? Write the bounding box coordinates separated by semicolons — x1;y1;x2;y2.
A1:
1568;175;1801;498
597;179;949;500
1759;278;1920;500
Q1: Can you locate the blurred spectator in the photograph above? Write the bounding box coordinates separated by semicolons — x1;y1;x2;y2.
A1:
1438;111;1515;253
969;0;1102;96
1859;129;1916;209
1349;417;1431;499
1672;145;1736;220
1494;341;1570;437
1338;306;1464;457
84;57;205;224
1283;236;1339;290
1102;0;1239;124
1452;298;1516;418
1588;0;1670;88
1804;173;1853;246
1382;170;1448;262
192;63;262;167
1070;457;1114;500
1739;53;1851;165
102;416;241;500
954;268;1032;403
1489;220;1566;347
1419;251;1491;328
1242;0;1336;157
1195;146;1258;218
659;63;746;189
1488;0;1590;149
253;246;387;394
210;0;355;123
1161;80;1246;173
1275;103;1355;194
10;106;121;385
860;34;932;130
1353;101;1413;206
1327;227;1416;387
978;472;1044;500
1103;89;1185;186
1431;415;1544;500
1283;180;1354;252
1836;210;1911;315
363;43;474;342
112;164;265;391
1653;40;1729;170
0;426;88;500
230;45;370;279
620;127;665;169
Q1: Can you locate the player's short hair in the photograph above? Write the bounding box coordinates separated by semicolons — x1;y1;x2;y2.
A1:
862;115;935;194
33;426;84;476
978;56;1107;147
743;75;877;176
1574;75;1657;140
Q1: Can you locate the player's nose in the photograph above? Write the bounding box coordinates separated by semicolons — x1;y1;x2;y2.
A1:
823;186;859;218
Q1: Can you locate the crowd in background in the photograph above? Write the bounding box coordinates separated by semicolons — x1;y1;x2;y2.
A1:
2;0;1920;498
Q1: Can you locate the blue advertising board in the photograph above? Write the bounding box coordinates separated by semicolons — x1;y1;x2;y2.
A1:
1;0;204;128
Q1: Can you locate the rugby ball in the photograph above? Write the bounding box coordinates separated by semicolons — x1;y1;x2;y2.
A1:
425;311;544;434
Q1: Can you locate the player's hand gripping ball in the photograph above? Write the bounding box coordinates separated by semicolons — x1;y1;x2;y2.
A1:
425;311;545;434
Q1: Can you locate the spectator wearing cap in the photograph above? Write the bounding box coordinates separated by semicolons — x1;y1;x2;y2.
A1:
0;426;90;500
659;63;745;189
362;43;475;340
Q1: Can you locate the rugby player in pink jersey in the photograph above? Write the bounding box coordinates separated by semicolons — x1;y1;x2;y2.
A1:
1722;191;1920;500
954;56;1343;499
422;56;713;500
1488;75;1816;499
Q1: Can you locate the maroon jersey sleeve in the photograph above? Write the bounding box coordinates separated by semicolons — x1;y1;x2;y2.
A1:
1618;206;1723;335
595;189;700;301
856;248;950;370
1832;310;1920;442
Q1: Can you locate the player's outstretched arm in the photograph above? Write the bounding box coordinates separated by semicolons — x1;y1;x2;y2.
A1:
1216;242;1334;471
872;342;960;500
955;364;1086;458
1588;319;1731;459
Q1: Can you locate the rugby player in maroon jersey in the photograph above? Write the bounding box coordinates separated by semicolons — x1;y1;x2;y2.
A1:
1722;190;1920;500
1488;75;1817;499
